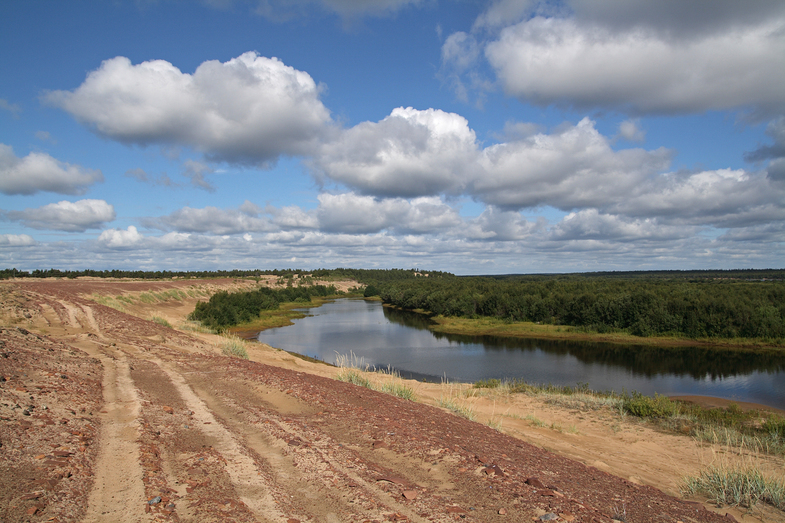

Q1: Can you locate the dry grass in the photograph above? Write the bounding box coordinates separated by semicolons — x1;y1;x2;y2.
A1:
335;352;416;401
219;335;249;359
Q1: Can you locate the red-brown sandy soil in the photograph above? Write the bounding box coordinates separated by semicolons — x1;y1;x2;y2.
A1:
0;278;777;522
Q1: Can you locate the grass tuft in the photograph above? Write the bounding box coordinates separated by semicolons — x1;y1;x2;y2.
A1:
220;335;249;359
438;397;476;421
334;352;416;401
682;464;785;510
150;316;172;328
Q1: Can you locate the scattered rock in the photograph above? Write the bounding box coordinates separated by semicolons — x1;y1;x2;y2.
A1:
498;507;507;515
539;513;559;521
402;490;417;500
526;477;547;489
148;495;162;505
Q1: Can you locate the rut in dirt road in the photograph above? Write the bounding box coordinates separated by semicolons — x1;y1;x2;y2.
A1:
81;347;148;523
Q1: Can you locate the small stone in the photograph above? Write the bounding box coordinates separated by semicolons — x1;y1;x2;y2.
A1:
539;513;559;521
526;477;547;489
163;406;174;414
148;495;162;505
26;506;38;515
402;490;417;500
498;508;507;515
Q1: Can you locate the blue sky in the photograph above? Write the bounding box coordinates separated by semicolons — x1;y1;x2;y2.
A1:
1;0;783;274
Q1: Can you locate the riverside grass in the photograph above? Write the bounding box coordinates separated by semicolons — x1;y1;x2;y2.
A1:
335;352;416;401
471;378;785;456
428;314;784;350
682;462;785;511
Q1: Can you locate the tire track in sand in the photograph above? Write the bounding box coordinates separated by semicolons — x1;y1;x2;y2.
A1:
82;346;149;523
153;357;285;522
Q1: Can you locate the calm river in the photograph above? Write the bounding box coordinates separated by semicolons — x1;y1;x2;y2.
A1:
257;298;785;410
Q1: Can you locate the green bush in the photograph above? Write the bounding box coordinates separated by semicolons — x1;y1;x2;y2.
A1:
473;378;501;389
623;392;679;418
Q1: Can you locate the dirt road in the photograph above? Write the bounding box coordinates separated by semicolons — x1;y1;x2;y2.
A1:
0;278;767;522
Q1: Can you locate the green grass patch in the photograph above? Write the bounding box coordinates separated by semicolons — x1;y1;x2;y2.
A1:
379;381;416;401
438;397;476;421
682;464;785;510
150;316;172;328
428;315;785;350
179;320;214;334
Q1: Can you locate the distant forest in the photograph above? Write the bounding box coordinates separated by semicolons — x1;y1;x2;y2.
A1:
370;272;785;341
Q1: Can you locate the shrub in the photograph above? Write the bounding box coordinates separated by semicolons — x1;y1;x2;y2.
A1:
623;392;679;418
473;378;501;389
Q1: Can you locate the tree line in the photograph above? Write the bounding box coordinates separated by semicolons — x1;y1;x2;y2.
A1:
188;284;338;330
373;276;785;340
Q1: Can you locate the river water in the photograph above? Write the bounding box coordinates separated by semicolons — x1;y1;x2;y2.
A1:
256;298;785;410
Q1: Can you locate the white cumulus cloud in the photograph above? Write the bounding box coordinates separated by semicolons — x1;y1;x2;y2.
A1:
316;193;462;234
484;16;785;115
146;205;275;235
0;234;36;247
46;52;332;165
0;144;103;196
98;226;145;249
314;107;480;197
6;199;115;232
475;118;672;210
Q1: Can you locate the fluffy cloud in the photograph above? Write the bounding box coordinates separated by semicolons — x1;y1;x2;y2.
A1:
568;0;785;36
474;118;672;210
613;169;785;227
484;16;785;115
0;234;36;247
618;119;645;143
315;114;783;230
145;205;274;235
549;210;692;242
6;200;115;232
444;1;785;117
0;144;103;196
46;52;331;165
98;226;145;249
316;193;462;234
461;207;541;241
313;107;480;197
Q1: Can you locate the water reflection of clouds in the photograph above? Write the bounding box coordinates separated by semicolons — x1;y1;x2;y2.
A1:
258;299;785;410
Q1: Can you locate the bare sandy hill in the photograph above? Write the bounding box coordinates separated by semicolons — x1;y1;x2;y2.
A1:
1;278;782;523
